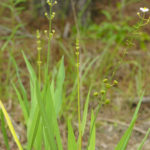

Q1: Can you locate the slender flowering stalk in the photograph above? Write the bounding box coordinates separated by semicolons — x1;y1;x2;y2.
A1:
36;30;42;86
45;0;57;74
76;39;82;150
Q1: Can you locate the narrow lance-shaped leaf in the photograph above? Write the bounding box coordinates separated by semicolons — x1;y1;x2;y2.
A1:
46;81;63;150
81;87;91;136
0;110;10;150
115;92;144;150
137;128;150;150
87;110;96;150
35;81;57;150
68;120;77;150
0;100;23;150
54;56;65;116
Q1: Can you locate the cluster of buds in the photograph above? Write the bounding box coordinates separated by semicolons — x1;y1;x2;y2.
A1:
44;29;55;39
44;11;56;20
47;0;57;7
75;39;80;68
93;78;118;105
36;30;42;65
49;29;55;39
51;12;56;19
44;0;57;20
36;30;41;51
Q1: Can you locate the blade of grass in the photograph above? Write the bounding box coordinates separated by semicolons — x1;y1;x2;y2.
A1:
0;110;10;150
68;120;77;150
13;83;29;123
35;81;57;150
0;100;23;150
1;24;22;51
11;55;29;114
22;55;43;150
54;56;65;116
81;86;91;136
46;81;63;150
22;51;36;84
137;128;150;150
115;92;144;150
87;110;95;150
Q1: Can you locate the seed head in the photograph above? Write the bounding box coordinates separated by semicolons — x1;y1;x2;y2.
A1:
100;90;105;95
105;99;110;104
93;92;99;96
113;80;118;86
105;83;112;89
103;78;108;83
44;12;48;17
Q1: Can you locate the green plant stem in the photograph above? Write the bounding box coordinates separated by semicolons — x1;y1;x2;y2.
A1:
76;48;82;150
46;0;52;74
37;51;41;87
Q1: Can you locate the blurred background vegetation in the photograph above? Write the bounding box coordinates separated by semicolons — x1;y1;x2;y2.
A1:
1;0;150;149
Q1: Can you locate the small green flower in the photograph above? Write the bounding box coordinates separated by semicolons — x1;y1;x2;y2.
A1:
103;78;108;83
113;80;118;86
100;90;105;95
44;12;48;17
105;83;112;89
93;92;99;96
105;99;110;104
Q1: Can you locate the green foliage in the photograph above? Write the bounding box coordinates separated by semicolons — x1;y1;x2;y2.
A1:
137;128;150;150
67;120;77;150
115;92;144;150
0;110;10;150
87;110;95;150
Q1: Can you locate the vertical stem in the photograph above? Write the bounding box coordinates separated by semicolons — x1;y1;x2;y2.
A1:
46;0;52;74
36;30;41;87
38;50;41;87
76;39;82;150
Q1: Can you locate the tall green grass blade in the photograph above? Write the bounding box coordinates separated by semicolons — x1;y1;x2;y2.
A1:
46;81;63;150
68;120;77;150
26;103;40;150
1;24;22;51
54;56;65;116
115;92;144;150
27;79;44;150
23;54;42;150
35;82;57;150
43;129;51;150
87;110;96;150
81;87;91;136
13;83;29;123
50;80;55;102
0;100;23;150
0;110;10;150
137;128;150;150
22;51;36;84
11;54;29;113
33;118;43;150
